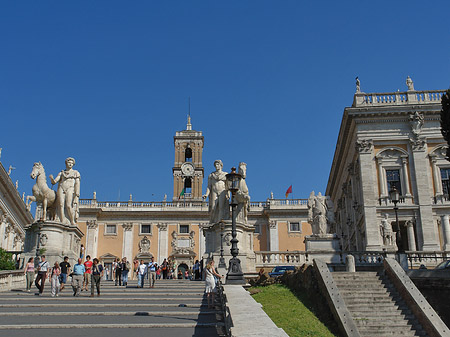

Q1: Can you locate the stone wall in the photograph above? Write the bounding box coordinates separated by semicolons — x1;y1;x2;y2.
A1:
0;270;25;292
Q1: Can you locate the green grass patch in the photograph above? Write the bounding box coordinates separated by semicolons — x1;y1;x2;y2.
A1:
250;284;339;337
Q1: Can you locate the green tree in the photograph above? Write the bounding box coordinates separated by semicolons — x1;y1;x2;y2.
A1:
0;248;16;270
440;89;450;160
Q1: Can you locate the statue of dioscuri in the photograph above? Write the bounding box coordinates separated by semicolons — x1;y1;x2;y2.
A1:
203;160;229;224
26;162;57;222
307;191;334;235
235;162;250;224
49;157;81;226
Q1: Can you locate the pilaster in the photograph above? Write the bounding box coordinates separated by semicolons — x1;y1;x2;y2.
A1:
268;221;279;251
157;223;168;264
122;223;134;262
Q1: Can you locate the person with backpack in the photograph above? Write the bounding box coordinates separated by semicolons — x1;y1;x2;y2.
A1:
90;258;103;297
35;255;50;296
148;257;157;288
50;262;61;297
114;258;122;286
162;258;168;279
121;257;130;286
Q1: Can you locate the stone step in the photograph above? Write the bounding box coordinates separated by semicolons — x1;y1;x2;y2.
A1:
356;326;426;336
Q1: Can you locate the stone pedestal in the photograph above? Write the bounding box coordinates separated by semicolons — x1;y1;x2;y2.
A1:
202;220;256;275
304;234;341;264
23;221;84;267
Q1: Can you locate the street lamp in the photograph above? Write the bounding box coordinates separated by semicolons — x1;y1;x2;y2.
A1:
218;222;226;268
34;220;44;267
225;167;245;284
389;187;404;253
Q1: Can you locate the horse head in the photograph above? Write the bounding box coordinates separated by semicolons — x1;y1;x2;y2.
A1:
238;162;247;179
30;162;44;180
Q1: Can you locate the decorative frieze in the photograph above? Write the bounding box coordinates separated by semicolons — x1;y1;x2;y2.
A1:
409;137;426;152
356;139;373;153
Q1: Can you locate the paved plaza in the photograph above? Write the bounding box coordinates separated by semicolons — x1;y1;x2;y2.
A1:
0;278;225;337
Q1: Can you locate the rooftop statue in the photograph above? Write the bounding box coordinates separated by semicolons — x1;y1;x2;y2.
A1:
49;157;81;226
203;160;229;224
355;76;361;93
406;76;415;91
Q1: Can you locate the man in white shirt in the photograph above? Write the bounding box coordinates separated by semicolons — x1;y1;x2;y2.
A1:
35;255;50;295
137;260;147;288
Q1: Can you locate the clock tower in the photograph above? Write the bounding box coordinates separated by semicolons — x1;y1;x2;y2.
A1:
173;116;204;201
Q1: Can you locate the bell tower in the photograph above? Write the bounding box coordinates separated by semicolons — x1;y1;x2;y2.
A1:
173;116;204;201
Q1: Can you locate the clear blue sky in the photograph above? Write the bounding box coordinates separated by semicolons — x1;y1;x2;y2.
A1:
1;1;450;203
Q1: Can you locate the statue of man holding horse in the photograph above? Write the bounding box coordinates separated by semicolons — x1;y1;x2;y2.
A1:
49;157;81;226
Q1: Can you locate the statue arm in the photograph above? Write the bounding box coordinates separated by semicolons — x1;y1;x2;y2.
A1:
49;171;61;185
74;173;81;198
203;176;211;199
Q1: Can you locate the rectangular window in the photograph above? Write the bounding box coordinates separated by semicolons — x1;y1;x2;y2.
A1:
254;224;260;234
140;224;151;234
289;222;301;232
441;168;450;196
105;224;117;235
386;169;402;195
179;224;189;234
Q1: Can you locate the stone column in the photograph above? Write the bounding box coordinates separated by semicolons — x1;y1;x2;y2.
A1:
409;138;440;250
401;156;412;197
268;221;279;251
430;156;443;196
157;223;168;264
441;215;450;251
377;158;387;198
86;220;98;259
122;223;134;262
406;221;417;251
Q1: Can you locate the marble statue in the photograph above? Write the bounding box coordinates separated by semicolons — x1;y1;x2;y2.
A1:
307;191;334;235
26;162;57;222
203;160;229;224
235;162;250;224
410;111;424;137
355;76;361;93
8;165;15;175
270;191;274;199
50;157;81;226
406;76;414;91
380;214;395;247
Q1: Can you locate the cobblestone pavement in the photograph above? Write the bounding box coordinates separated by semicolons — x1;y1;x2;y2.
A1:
0;278;226;337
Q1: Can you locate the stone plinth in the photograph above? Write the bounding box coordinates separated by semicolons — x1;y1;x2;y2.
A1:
304;234;341;264
23;221;84;267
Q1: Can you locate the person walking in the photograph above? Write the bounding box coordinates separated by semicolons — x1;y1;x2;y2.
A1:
121;257;130;286
59;256;71;291
148;257;157;288
24;257;35;292
50;262;61;297
137;260;147;288
115;258;122;286
162;258;168;279
133;259;139;280
90;258;103;297
204;260;222;309
156;266;161;280
72;258;85;297
35;255;50;296
83;255;93;291
193;260;200;280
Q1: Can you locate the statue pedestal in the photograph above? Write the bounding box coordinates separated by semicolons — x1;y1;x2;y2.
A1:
23;221;84;267
304;234;341;264
202;220;256;276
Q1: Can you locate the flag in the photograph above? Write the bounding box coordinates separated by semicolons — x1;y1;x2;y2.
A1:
179;188;185;198
285;185;292;198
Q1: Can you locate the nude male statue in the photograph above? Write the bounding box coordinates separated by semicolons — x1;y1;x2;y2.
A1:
203;160;229;224
50;157;80;226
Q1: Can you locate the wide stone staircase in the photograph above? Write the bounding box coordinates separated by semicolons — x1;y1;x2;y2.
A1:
332;271;428;337
0;278;226;337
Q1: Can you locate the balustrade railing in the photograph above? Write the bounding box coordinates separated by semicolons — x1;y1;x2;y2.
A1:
0;270;25;292
354;90;445;107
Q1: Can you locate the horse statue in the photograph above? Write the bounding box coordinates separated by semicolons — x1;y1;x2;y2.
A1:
235;162;250;224
26;162;57;222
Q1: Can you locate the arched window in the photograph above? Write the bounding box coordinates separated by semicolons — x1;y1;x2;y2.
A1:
185;146;192;162
184;177;192;195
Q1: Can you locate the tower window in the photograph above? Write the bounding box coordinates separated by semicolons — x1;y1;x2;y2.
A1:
185;146;192;162
386;169;402;195
184;177;192;194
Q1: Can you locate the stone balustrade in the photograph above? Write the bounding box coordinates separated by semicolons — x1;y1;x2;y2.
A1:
353;90;445;107
406;251;449;269
0;270;25;292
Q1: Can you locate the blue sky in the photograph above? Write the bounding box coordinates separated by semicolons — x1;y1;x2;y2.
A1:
1;1;450;203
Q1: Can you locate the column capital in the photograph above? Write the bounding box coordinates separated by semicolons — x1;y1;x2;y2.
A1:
87;220;98;229
122;223;133;231
157;222;168;231
269;220;277;229
356;139;373;153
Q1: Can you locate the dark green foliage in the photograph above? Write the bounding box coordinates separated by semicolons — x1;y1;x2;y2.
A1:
0;248;16;270
440;89;450;160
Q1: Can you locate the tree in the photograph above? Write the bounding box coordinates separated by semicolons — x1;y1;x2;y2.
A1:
0;248;16;270
440;89;450;160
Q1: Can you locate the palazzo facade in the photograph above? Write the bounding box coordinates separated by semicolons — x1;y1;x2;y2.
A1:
327;80;450;253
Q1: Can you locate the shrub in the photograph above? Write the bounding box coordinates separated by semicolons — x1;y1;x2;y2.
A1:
0;248;16;270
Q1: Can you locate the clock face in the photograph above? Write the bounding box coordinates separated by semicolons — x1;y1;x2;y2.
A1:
181;162;195;176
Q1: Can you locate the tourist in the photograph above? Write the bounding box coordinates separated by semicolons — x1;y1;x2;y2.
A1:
83;255;93;291
115;258;122;286
193;260;200;280
72;258;85;297
80;244;85;260
162;258;168;279
50;262;61;297
204;260;222;309
121;257;130;286
156;266;161;280
133;259;139;280
177;269;183;279
148;257;157;288
24;257;35;292
35;255;50;296
90;258;103;297
137;260;147;288
59;256;71;291
185;269;189;280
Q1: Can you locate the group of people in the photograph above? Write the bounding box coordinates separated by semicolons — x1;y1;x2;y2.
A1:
24;254;103;297
112;257;131;286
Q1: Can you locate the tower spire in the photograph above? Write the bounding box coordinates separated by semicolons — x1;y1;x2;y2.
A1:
186;97;192;130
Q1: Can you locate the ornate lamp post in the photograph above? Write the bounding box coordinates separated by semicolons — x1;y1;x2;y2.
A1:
225;167;245;284
389;187;404;253
218;222;226;268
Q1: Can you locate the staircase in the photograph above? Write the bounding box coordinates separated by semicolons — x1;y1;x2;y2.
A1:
0;278;227;337
332;271;428;337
